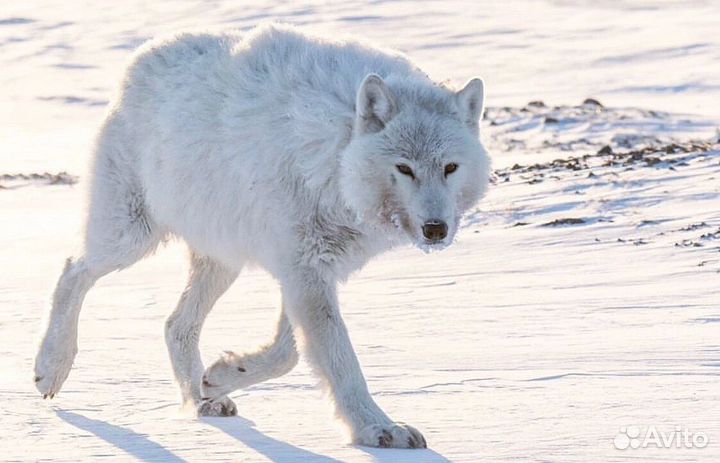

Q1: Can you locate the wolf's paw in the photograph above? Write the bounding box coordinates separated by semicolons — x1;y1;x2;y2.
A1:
33;342;77;399
354;422;427;449
198;396;237;417
201;351;248;400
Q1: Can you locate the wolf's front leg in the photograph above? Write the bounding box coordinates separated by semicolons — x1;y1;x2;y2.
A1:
282;269;426;449
165;255;239;416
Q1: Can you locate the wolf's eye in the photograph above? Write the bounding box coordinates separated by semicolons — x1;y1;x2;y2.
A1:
396;164;415;179
444;163;458;177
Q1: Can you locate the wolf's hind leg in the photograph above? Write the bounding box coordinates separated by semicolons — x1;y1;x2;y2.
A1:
34;134;163;398
201;305;298;400
165;254;239;416
34;257;97;398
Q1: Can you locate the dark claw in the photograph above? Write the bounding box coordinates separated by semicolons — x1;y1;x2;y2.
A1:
42;394;48;399
49;393;55;399
408;435;418;448
378;429;393;448
222;401;238;416
407;427;427;448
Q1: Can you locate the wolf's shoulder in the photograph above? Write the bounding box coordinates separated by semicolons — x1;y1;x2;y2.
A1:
239;23;419;80
126;24;420;85
126;31;238;78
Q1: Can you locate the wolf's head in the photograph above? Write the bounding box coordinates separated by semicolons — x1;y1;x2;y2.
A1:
340;74;490;251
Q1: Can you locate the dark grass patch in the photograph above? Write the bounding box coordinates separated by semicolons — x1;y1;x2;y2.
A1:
0;172;78;189
542;218;586;227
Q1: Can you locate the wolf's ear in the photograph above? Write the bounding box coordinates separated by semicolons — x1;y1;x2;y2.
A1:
355;74;398;134
455;77;485;132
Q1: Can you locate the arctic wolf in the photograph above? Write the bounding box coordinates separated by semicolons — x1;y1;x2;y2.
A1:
34;24;490;448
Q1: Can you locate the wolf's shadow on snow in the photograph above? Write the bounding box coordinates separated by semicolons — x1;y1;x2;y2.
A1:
56;410;186;462
206;416;452;463
202;415;345;463
57;410;451;463
355;444;453;463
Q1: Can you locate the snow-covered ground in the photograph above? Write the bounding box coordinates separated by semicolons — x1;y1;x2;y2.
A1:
1;1;719;462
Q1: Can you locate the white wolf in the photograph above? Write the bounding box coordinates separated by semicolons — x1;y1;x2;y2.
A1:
34;24;489;448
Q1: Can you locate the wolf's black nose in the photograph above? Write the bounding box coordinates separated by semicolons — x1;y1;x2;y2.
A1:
422;220;448;241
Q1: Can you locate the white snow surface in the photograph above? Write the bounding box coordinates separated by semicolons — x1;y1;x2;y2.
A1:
1;1;719;462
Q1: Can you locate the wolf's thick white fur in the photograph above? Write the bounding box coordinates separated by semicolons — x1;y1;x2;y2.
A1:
34;24;489;448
